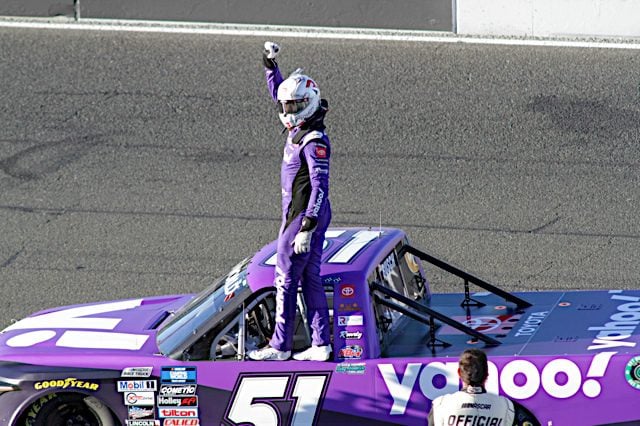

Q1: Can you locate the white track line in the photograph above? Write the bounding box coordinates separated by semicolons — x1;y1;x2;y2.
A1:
2;17;640;50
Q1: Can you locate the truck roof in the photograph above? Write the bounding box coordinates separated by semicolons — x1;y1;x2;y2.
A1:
246;227;406;293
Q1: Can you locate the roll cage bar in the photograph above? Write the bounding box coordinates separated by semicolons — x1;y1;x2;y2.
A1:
371;245;533;350
399;245;532;309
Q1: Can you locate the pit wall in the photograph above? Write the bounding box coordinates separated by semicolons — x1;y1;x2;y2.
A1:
456;0;640;38
2;0;640;38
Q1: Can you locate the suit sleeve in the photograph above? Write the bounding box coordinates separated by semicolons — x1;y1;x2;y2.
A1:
301;139;330;221
265;65;284;102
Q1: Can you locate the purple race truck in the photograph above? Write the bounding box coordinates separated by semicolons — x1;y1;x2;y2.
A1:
0;227;639;425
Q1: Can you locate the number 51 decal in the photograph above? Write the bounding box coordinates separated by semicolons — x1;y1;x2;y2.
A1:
223;372;331;426
263;230;381;266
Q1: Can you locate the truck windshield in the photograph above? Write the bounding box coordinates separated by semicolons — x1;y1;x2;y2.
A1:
156;257;251;356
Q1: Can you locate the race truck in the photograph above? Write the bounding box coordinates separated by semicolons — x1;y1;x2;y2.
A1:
0;227;639;425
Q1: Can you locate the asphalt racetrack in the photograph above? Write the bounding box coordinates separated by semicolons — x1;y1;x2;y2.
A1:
1;27;639;328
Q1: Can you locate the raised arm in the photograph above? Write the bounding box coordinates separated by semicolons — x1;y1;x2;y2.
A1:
263;41;284;102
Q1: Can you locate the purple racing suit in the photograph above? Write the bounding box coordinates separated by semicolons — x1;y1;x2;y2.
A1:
265;65;332;352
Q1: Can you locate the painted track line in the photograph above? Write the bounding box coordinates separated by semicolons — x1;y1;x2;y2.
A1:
1;17;640;50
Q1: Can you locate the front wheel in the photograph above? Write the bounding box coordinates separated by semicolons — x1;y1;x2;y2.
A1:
24;393;115;426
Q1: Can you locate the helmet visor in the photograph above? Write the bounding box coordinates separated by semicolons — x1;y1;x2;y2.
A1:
280;99;309;114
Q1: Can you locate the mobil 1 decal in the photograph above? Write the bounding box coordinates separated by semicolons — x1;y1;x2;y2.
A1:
222;371;331;426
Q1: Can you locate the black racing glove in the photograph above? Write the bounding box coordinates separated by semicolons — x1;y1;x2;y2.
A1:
300;216;318;232
263;41;280;70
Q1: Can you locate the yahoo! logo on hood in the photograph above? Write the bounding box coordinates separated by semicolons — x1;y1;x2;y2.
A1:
588;291;640;351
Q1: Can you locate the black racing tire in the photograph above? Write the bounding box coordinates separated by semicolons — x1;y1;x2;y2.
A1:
24;393;115;426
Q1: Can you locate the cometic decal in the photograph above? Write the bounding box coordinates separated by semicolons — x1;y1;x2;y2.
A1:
159;384;197;396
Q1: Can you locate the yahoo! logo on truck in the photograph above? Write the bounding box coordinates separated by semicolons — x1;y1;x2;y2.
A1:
588;291;640;351
378;351;616;415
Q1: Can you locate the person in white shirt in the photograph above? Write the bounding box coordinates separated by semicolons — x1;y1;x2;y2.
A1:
429;349;539;426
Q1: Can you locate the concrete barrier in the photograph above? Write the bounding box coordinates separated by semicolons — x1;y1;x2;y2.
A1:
2;0;75;18
1;0;640;39
0;0;452;32
457;0;640;38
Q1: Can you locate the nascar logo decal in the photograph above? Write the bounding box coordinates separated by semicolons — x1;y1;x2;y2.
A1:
161;366;197;384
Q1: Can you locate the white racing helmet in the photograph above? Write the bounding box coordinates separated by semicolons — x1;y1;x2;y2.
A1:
277;69;320;129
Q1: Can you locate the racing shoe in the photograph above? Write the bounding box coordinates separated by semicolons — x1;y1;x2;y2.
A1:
293;344;332;361
248;346;291;361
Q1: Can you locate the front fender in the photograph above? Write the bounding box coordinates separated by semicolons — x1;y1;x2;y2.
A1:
0;361;127;424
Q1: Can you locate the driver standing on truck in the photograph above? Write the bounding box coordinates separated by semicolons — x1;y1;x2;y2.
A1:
429;349;539;426
248;42;332;362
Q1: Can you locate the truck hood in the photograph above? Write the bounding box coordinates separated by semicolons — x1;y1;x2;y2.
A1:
0;295;192;359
